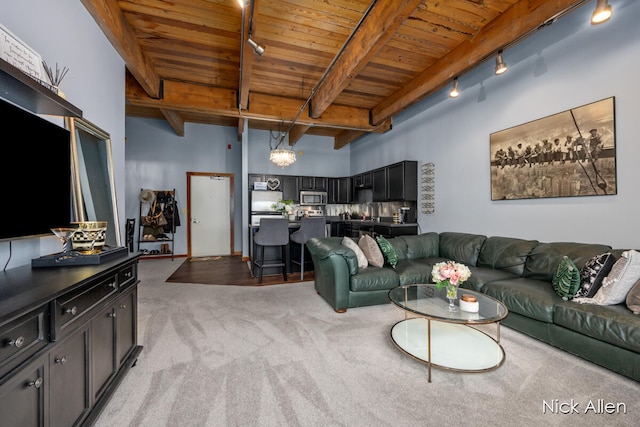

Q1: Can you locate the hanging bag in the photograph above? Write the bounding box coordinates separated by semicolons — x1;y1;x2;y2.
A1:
141;199;168;227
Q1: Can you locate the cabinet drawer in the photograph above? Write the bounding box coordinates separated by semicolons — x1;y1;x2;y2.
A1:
55;274;118;332
0;305;49;377
118;263;137;291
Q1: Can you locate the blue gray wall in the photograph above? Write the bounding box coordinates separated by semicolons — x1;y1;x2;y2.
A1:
3;0;639;270
3;1;125;269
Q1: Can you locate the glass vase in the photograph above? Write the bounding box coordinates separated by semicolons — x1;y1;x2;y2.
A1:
446;285;458;312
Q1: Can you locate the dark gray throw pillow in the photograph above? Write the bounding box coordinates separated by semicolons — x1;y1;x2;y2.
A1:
577;252;615;298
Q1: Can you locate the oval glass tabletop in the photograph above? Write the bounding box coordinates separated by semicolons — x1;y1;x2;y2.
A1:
388;284;508;324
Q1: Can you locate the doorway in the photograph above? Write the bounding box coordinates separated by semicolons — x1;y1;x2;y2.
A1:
187;172;234;257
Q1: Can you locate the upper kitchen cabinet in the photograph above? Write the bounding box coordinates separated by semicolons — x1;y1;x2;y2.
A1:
372;161;418;202
280;175;299;202
298;176;328;192
328;177;352;204
353;171;372;189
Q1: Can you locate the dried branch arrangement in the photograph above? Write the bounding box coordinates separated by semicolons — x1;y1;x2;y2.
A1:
42;61;69;87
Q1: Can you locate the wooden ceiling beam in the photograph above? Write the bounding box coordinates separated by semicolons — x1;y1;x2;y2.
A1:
310;0;424;119
126;75;388;132
160;109;185;136
288;124;311;146
81;0;162;99
371;0;586;125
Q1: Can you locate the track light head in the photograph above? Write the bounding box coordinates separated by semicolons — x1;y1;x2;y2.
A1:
247;38;265;56
495;51;508;75
449;78;459;98
591;0;613;25
237;0;248;8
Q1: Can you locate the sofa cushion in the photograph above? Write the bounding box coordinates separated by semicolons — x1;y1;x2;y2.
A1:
463;266;520;293
576;252;615;298
307;237;359;275
476;236;538;276
395;258;442;286
402;233;439;260
342;237;368;269
574;250;640;306
376;235;398;268
523;242;612;282
349;267;399;292
626;279;640;314
438;232;486;266
482;277;561;323
358;234;384;267
388;236;408;261
552;256;581;300
554;302;640;353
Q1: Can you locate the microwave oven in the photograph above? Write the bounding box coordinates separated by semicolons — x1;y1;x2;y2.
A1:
300;191;327;206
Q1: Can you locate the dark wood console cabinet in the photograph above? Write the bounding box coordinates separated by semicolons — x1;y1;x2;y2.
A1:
0;254;142;427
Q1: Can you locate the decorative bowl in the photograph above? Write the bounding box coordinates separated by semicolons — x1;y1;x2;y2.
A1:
70;221;108;254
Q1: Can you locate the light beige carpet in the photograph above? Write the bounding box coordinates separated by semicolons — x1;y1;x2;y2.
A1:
94;259;639;427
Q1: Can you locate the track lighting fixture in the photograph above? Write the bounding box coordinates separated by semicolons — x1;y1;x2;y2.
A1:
247;38;265;56
495;50;508;75
449;78;459;98
591;0;613;25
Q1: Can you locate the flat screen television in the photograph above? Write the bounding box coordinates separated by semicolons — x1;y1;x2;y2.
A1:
0;97;72;241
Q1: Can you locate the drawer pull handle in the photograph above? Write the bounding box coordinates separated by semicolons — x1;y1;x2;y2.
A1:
55;356;67;365
119;304;127;309
9;336;25;348
28;377;43;388
124;272;132;278
108;281;117;288
65;306;78;316
108;312;117;318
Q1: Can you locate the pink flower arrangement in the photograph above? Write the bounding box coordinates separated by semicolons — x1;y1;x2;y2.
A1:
431;260;471;290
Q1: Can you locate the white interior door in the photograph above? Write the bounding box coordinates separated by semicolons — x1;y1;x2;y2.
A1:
189;173;231;257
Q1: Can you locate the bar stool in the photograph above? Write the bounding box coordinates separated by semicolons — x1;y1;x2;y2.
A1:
290;217;326;280
253;218;290;284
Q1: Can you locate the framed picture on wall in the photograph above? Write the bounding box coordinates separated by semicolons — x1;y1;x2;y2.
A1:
490;97;616;200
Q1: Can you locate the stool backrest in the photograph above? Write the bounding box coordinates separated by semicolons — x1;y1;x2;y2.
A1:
291;217;326;244
255;218;290;246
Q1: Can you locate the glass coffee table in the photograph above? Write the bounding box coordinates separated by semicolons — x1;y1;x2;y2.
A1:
388;284;508;382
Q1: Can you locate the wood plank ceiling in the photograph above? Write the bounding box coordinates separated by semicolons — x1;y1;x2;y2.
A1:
81;0;589;149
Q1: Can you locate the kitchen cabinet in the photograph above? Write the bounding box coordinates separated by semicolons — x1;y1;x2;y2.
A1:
353;172;372;189
280;175;299;202
328;177;352;204
0;255;142;427
372;168;387;201
371;161;417;202
298;176;328;191
373;223;419;238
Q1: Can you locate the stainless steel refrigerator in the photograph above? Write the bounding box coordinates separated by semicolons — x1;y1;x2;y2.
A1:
250;191;283;226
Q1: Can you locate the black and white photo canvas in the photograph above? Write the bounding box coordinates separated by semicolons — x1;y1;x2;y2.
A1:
490;97;616;200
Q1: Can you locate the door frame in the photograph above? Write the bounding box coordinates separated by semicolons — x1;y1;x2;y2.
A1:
186;171;235;258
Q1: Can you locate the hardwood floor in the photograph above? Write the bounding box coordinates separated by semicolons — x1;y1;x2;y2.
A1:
166;255;314;286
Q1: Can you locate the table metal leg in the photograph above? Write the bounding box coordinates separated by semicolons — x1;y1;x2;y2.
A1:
427;319;432;383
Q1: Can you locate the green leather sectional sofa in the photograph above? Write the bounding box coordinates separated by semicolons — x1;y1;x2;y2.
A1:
306;231;640;381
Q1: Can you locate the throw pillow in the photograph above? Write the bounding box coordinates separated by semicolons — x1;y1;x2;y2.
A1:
358;234;384;267
574;250;640;306
552;256;581;300
626;279;640;315
376;235;398;269
341;237;368;269
576;252;616;298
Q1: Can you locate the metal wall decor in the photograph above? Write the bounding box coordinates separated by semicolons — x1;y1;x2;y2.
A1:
490;97;616;201
421;162;435;214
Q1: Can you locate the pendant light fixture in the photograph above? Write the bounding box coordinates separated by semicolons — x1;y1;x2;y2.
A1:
269;122;296;168
495;50;508;75
591;0;613;25
449;78;460;98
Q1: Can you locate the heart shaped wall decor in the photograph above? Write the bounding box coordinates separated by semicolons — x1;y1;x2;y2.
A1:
267;178;280;190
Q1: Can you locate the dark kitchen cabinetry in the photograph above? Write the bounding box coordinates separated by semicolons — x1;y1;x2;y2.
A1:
298;176;328;191
0;255;142;427
372;168;387;201
371;161;418;202
280;175;299;202
353;171;372;189
328;177;352;204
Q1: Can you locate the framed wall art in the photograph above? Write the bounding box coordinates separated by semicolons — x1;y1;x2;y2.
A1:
490;97;616;200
